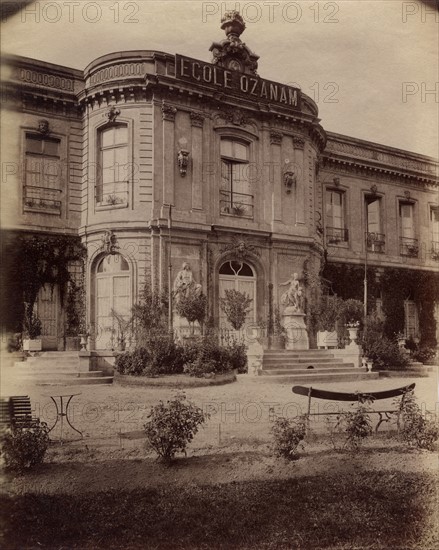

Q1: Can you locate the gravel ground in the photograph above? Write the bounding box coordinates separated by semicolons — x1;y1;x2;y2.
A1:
1;360;438;497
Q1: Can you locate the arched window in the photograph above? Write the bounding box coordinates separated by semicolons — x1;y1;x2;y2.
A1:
220;138;253;218
96;124;129;207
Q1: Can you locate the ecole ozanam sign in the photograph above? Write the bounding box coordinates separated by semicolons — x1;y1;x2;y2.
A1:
175;54;301;110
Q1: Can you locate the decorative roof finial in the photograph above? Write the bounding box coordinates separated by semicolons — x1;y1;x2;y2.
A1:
210;10;259;75
221;10;246;40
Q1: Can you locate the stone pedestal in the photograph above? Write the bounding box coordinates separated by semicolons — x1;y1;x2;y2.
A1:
282;308;309;350
173;313;201;340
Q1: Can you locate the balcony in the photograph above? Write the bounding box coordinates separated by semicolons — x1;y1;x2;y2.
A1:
366;232;386;253
23;186;62;215
326;226;349;245
220;190;254;219
431;241;439;262
400;237;419;258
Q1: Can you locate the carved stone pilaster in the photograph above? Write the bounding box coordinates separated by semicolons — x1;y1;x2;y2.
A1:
162;103;177;121
293;137;305;150
270;131;283;145
190;112;205;128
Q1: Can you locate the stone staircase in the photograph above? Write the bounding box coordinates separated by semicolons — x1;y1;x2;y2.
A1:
258;349;379;383
13;352;113;386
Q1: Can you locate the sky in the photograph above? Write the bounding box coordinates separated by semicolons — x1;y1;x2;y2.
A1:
1;0;438;157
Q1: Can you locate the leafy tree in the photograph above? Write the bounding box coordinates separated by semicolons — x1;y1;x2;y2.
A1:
175;288;207;334
220;289;253;330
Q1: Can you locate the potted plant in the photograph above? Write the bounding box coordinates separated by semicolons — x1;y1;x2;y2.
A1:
316;295;343;349
341;299;364;345
22;305;42;352
110;309;133;351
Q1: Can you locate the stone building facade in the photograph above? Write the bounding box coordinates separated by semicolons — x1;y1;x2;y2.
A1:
1;12;438;351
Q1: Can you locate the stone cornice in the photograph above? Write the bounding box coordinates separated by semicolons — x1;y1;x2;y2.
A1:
324;133;438;181
321;154;438;187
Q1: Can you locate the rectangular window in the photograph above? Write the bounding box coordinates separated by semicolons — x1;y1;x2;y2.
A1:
325;189;347;244
399;202;418;256
430;207;439;257
24;133;62;215
365;196;385;253
97;124;129;207
220;139;253;218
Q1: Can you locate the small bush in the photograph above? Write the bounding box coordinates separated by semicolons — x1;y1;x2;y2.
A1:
361;317;410;370
183;358;217;377
1;419;50;472
144;394;209;462
270;414;307;461
400;391;439;451
145;337;185;375
115;347;150;375
410;345;436;364
182;335;246;377
344;405;373;450
327;402;373;451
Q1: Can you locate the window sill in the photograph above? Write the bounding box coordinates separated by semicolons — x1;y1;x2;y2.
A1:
220;212;253;220
96;202;128;211
23;205;61;216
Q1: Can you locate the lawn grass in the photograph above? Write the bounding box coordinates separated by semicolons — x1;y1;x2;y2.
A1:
2;470;438;549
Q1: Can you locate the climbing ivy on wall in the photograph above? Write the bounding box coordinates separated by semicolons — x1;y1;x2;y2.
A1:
380;268;439;346
322;262;439;346
1;231;86;332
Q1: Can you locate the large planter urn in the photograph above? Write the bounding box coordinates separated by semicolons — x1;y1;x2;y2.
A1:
347;327;359;345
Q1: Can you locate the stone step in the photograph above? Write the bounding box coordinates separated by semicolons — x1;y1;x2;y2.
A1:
38;376;113;386
14;370;105;379
263;359;341;367
26;357;79;365
255;372;380;384
263;350;335;357
263;362;354;370
260;366;360;376
264;355;339;364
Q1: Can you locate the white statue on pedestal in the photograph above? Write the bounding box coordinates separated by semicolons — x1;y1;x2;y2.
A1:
279;272;304;313
173;262;202;302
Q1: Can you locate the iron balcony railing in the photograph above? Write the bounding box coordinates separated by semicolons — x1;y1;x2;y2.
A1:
220;189;254;218
366;232;386;253
23;186;62;214
326;226;349;245
400;237;419;257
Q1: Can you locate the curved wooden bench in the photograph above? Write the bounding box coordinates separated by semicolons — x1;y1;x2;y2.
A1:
292;383;416;432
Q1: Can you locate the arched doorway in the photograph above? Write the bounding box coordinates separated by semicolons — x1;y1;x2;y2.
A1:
219;260;256;336
95;254;131;350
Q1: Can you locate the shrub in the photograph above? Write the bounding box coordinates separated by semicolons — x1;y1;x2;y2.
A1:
327;402;373;451
144;394;209;462
146;336;185;375
1;419;50;472
409;344;436;364
219;289;253;330
174;289;207;333
270;413;307;461
115;347;150;375
182;335;245;377
361;316;410;370
344;405;373;450
115;338;186;376
400;391;439;451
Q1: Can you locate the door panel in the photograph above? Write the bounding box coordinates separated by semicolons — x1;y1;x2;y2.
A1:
37;285;59;350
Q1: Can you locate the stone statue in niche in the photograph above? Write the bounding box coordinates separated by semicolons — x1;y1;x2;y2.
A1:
173;262;202;301
279;272;304;313
283;171;297;194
